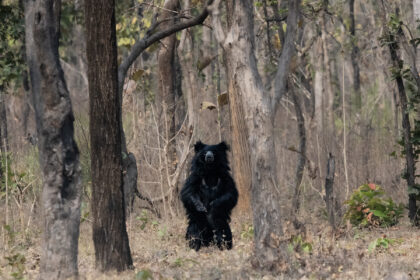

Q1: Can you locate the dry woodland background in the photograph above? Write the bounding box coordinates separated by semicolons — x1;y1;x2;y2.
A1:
0;0;420;279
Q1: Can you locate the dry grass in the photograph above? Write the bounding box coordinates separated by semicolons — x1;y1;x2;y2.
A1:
1;205;419;280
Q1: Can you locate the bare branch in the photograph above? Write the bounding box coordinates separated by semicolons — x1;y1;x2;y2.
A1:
208;0;226;43
272;0;301;112
265;15;287;22
118;0;214;96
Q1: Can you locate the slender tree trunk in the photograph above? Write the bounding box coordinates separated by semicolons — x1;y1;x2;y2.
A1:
321;15;335;136
24;0;81;278
389;46;418;224
85;0;133;270
349;0;361;109
0;88;8;155
291;85;306;214
380;1;418;224
262;0;273;58
157;0;179;216
324;153;336;228
0;88;3;186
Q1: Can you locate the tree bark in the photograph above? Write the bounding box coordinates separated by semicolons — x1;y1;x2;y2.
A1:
324;153;337;228
291;85;306;214
221;0;252;212
23;0;81;278
85;0;133;271
380;2;418;225
0;88;4;188
349;0;361;109
198;26;219;143
157;0;179;216
320;14;335;136
0;88;8;155
389;44;418;224
213;0;301;270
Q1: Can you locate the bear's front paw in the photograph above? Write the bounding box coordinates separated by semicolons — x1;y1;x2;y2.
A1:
209;200;218;209
189;238;202;251
196;204;207;213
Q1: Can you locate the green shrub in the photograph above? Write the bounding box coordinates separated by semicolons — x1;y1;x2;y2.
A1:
344;183;404;227
368;237;402;253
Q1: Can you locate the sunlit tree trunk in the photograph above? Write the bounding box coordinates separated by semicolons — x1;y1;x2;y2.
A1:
24;0;81;278
198;26;219;143
222;1;252;212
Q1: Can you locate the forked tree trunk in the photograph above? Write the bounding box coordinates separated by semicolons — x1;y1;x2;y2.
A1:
216;0;301;270
23;0;82;278
85;0;133;270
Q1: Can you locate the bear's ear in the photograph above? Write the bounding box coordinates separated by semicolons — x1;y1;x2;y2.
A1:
218;141;230;151
194;141;205;152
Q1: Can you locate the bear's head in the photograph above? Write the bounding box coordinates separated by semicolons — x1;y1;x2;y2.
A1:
191;141;230;175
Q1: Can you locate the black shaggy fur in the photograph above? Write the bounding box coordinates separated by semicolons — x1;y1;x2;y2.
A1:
180;141;238;251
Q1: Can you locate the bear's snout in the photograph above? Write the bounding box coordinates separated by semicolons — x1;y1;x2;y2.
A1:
205;151;214;163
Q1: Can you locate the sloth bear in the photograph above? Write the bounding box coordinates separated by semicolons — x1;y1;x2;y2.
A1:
180;141;238;251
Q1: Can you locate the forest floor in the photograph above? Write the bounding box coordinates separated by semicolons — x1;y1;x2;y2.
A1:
1;210;419;280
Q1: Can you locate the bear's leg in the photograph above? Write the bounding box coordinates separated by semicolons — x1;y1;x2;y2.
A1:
186;215;209;251
223;224;233;250
186;222;202;251
201;226;213;247
212;218;232;250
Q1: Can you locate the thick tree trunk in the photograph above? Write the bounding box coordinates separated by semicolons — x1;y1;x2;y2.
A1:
222;0;252;212
198;26;220;143
216;0;301;270
85;0;133;271
23;0;82;278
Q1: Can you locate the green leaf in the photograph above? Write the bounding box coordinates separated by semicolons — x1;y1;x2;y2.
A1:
136;269;153;280
371;210;387;218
